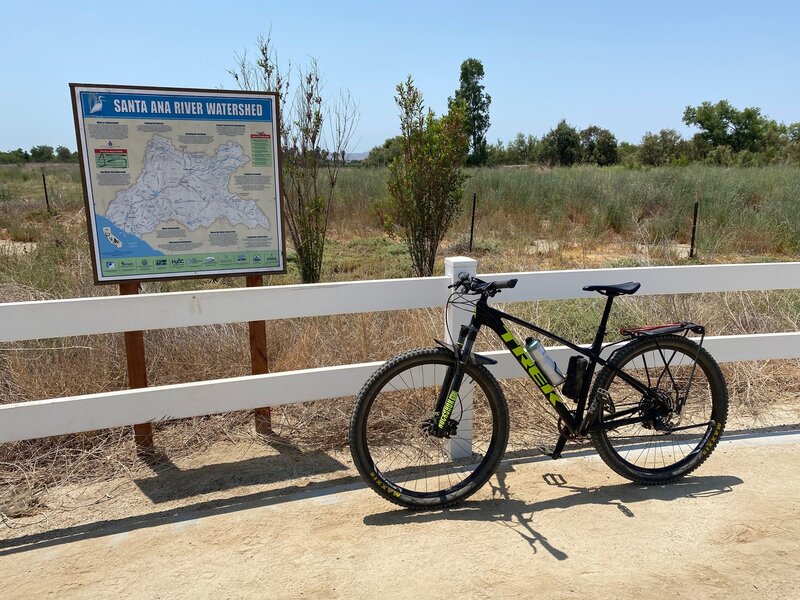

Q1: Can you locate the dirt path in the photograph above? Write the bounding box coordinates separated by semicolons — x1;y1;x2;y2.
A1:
1;432;798;599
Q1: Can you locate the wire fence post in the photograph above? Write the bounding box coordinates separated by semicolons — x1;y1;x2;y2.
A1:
690;198;699;258
468;192;477;252
444;256;477;459
41;169;51;213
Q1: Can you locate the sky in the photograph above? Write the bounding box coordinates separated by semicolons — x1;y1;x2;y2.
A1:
1;0;799;154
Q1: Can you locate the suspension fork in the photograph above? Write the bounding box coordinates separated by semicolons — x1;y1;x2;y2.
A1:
434;319;480;431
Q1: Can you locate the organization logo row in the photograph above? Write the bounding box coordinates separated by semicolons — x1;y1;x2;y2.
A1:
102;252;280;275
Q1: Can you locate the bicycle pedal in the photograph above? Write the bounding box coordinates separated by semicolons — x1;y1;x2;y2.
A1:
537;445;556;457
597;388;615;414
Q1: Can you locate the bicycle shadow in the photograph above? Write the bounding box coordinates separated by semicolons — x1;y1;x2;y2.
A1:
363;468;743;562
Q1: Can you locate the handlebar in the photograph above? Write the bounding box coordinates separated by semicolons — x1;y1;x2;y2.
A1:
449;273;518;296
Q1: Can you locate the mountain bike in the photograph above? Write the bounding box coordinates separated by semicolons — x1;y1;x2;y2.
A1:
349;274;728;509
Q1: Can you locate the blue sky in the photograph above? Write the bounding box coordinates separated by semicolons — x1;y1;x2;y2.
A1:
1;1;798;153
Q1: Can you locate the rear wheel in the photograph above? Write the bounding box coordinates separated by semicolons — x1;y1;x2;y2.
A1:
349;348;509;509
590;335;728;484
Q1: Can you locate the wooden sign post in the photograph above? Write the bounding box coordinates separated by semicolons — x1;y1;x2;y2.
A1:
246;275;272;434
119;282;153;448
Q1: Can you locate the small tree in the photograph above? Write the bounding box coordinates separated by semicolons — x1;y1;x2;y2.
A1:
449;58;491;166
230;34;358;283
580;126;618;166
56;145;73;162
387;76;468;277
364;135;403;167
29;145;54;163
0;148;30;164
540;120;581;166
638;129;685;166
505;133;540;164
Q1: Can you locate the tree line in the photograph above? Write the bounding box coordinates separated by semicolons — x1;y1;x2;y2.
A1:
364;94;800;169
0;145;78;164
482;100;800;167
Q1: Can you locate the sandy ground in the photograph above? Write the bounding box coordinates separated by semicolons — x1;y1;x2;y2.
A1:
1;431;798;599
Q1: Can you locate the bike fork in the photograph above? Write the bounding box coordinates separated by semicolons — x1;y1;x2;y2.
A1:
434;323;478;432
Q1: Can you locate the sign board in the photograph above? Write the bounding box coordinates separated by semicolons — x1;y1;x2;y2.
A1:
70;84;285;283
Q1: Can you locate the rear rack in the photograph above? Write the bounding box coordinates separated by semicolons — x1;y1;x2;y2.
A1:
619;321;705;337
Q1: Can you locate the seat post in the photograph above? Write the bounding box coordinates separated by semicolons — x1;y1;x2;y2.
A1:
592;294;616;352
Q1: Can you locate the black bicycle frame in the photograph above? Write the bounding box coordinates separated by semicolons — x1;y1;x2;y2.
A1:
447;292;656;438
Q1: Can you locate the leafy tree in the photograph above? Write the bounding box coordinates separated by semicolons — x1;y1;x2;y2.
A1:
616;142;640;167
638;129;687;166
580;126;618;166
0;148;30;164
29;145;54;162
505;133;539;164
683;100;772;153
449;58;491;166
387;76;468;276
785;123;800;163
56;145;73;162
787;122;800;144
230;34;358;283
540;120;581;166
485;139;507;166
364;135;402;167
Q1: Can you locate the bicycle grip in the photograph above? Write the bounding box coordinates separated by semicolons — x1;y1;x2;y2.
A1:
492;278;518;289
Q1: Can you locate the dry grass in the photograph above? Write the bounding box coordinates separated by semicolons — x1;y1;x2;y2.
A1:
1;163;800;525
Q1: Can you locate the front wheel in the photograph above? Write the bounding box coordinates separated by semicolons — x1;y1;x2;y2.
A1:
590;334;728;484
349;348;510;510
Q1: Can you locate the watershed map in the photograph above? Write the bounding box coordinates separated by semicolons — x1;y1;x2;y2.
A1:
74;86;283;282
106;136;269;236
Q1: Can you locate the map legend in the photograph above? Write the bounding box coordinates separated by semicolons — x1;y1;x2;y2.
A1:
250;134;272;167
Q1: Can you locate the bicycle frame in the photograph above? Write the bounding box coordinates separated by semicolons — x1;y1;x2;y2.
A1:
439;291;659;451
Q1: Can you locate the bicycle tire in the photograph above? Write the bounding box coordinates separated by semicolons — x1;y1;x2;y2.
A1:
349;347;509;510
590;334;728;484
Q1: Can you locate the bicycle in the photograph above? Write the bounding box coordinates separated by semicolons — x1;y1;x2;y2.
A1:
349;273;728;509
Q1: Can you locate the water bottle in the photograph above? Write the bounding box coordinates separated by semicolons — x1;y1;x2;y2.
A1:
525;337;565;386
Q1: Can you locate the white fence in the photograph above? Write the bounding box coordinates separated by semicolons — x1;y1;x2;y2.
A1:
1;258;799;444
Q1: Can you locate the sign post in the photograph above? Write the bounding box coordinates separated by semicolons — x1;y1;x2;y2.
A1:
246;275;272;434
119;281;153;448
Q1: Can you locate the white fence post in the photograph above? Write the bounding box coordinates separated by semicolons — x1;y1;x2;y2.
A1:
445;256;478;459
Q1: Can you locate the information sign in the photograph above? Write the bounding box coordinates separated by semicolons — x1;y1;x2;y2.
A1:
70;84;285;283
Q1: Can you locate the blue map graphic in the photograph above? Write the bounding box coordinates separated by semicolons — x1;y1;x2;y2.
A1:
95;215;163;258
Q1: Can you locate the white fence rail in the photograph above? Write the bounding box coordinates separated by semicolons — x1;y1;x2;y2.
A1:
1;259;799;444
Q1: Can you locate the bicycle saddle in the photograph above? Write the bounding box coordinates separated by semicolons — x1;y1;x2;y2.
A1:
583;281;641;296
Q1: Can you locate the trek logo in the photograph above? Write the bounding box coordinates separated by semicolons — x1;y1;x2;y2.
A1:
438;390;459;428
501;328;563;407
